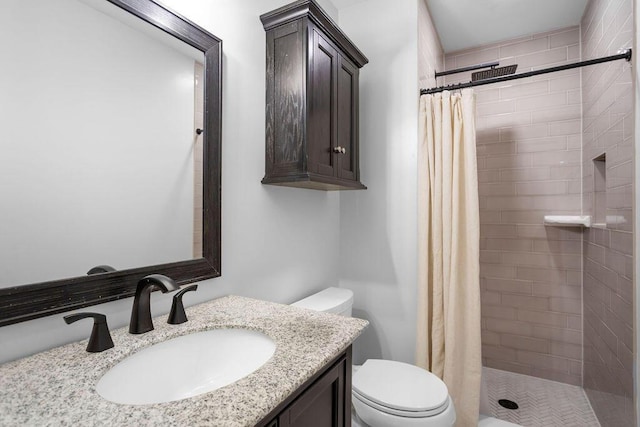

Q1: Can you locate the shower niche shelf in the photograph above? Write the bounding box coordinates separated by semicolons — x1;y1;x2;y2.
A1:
260;0;368;191
543;215;592;228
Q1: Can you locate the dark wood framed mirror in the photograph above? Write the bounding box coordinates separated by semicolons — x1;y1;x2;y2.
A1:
0;0;221;327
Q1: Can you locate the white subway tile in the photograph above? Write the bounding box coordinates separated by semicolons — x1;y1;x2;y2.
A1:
550;27;580;48
516;92;567;111
499;37;549;58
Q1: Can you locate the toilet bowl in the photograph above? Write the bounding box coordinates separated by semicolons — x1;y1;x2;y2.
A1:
291;288;456;427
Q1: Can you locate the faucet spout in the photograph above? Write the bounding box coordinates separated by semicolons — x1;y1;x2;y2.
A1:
129;274;179;334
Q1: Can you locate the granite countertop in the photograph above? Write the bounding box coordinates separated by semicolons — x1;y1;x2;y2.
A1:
0;295;368;426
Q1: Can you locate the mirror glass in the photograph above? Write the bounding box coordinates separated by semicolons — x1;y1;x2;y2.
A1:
0;0;205;287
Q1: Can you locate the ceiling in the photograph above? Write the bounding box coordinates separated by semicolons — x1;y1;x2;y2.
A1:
329;0;369;8
425;0;589;52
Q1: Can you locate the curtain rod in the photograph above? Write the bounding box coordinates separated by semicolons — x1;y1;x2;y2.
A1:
420;49;632;95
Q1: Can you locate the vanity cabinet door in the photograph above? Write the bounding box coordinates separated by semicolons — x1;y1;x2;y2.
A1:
278;356;348;427
256;347;352;427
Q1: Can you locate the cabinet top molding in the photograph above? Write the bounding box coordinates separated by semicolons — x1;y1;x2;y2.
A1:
260;0;369;68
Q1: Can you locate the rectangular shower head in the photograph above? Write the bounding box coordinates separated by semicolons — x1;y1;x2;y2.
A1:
471;64;518;81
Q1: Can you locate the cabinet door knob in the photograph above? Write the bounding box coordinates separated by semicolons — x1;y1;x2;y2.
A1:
333;146;347;154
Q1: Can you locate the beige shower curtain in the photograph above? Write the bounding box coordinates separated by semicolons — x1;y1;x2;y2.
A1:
416;89;481;427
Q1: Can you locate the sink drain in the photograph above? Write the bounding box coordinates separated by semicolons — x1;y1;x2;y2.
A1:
498;399;519;410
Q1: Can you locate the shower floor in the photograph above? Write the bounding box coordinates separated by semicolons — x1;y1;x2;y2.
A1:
484;367;600;427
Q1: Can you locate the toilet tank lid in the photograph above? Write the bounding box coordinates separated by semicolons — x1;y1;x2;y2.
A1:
291;287;353;314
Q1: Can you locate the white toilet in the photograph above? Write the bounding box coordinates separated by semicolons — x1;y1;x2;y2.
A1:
292;287;456;427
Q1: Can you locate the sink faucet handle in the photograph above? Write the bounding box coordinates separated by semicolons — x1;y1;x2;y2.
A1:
64;312;115;353
168;285;198;325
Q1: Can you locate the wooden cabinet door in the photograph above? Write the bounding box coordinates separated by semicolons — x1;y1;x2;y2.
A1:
308;27;338;178
265;21;306;178
336;54;358;181
278;357;347;427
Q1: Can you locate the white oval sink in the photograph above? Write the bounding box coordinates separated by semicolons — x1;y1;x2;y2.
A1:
96;329;276;405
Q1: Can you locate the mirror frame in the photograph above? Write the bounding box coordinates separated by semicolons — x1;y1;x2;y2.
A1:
0;0;222;327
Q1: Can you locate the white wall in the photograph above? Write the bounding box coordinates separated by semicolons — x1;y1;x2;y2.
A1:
0;0;342;364
337;0;421;365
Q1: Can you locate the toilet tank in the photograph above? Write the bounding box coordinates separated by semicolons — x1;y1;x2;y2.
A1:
291;287;353;317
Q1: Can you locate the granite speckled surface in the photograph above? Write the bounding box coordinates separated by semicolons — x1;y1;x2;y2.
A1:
0;295;368;426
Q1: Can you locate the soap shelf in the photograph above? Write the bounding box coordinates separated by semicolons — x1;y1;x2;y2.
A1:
543;215;591;228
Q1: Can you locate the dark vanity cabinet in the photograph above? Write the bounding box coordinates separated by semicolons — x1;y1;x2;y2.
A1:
256;347;352;427
260;0;368;191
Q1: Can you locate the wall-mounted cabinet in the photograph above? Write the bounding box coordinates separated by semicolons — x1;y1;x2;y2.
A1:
261;0;368;191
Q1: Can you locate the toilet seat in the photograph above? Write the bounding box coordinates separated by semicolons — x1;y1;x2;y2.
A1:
353;390;450;418
352;360;450;418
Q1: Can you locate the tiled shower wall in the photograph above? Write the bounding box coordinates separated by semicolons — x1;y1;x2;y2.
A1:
580;0;634;425
444;28;585;385
418;0;443;92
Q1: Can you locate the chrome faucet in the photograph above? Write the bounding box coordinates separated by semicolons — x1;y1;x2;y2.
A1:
129;274;179;334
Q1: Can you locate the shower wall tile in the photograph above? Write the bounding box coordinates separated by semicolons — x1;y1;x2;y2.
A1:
499;123;549;140
499;37;549;58
550;28;581;49
549;120;582;136
445;27;583;387
532;325;582;345
500;168;550;182
417;0;443;92
517;138;568;153
581;0;635;425
517;47;569;70
454;48;500;69
477;100;516;116
549;75;582;92
500;80;548;99
531;104;582;123
531;150;581;166
533;284;581;300
518;309;568;328
479;111;533;129
515;181;569;195
515;91;567;111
